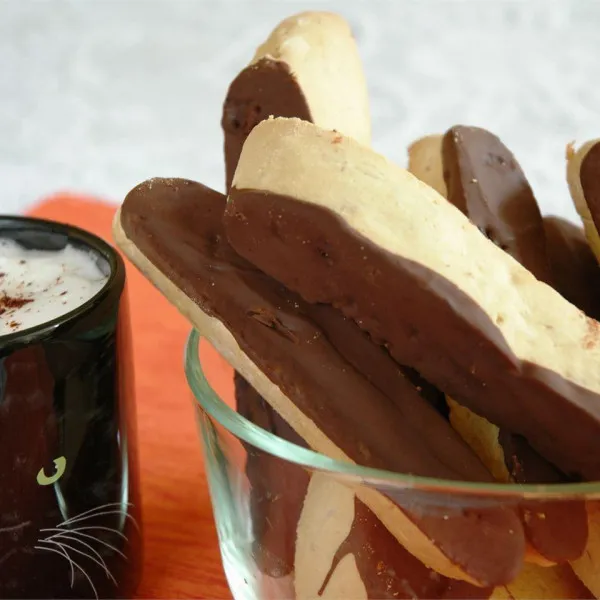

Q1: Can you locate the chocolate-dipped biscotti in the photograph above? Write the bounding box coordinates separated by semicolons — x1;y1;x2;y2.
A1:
237;377;487;599
409;127;551;283
224;118;600;484
296;473;492;600
237;375;493;599
222;11;370;189
223;15;375;583
113;118;600;597
112;12;600;595
567;140;600;263
406;125;587;565
542;216;600;320
113;178;525;588
299;472;588;599
234;373;310;580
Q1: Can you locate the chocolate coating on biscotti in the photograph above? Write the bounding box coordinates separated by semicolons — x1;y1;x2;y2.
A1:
543;216;600;320
497;431;587;562
120;178;525;586
235;373;310;578
440;126;587;561
321;498;492;599
224;188;600;482
222;59;312;190
440;126;557;480
222;12;370;192
120;180;487;481
306;303;448;418
580;142;600;234
442;126;552;284
238;377;489;598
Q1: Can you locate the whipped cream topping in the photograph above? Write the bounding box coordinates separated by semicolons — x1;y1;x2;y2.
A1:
0;239;109;336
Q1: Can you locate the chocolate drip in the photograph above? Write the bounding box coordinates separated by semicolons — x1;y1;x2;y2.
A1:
121;179;525;586
225;189;600;483
580;141;600;235
222;59;312;190
237;376;489;599
318;498;492;599
441;126;587;561
235;373;310;578
543;216;600;320
236;377;485;597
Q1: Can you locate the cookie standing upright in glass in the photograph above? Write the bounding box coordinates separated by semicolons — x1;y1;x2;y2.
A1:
0;216;141;600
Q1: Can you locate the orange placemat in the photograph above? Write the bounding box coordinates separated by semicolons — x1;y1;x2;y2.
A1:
28;194;232;600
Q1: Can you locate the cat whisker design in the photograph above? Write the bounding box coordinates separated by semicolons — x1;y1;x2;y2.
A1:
34;503;135;599
35;542;98;599
0;521;31;534
56;505;140;532
43;534;117;585
57;502;133;528
44;524;129;543
41;527;128;559
58;509;140;532
42;538;116;586
35;543;77;591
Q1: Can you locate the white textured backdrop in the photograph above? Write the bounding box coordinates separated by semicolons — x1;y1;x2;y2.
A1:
1;0;599;223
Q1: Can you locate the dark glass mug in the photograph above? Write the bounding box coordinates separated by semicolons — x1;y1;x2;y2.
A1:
0;216;142;599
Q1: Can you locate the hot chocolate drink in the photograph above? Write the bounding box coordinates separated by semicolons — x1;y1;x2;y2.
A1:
0;239;108;336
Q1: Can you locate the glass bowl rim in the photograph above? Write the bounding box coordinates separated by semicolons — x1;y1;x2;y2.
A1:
184;328;600;499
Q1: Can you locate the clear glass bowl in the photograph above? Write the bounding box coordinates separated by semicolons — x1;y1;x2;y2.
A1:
184;329;600;600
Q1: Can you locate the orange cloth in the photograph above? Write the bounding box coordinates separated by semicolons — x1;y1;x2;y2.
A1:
28;195;232;599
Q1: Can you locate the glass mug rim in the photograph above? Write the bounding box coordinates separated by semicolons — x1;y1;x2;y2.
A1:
0;214;125;348
184;328;600;499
